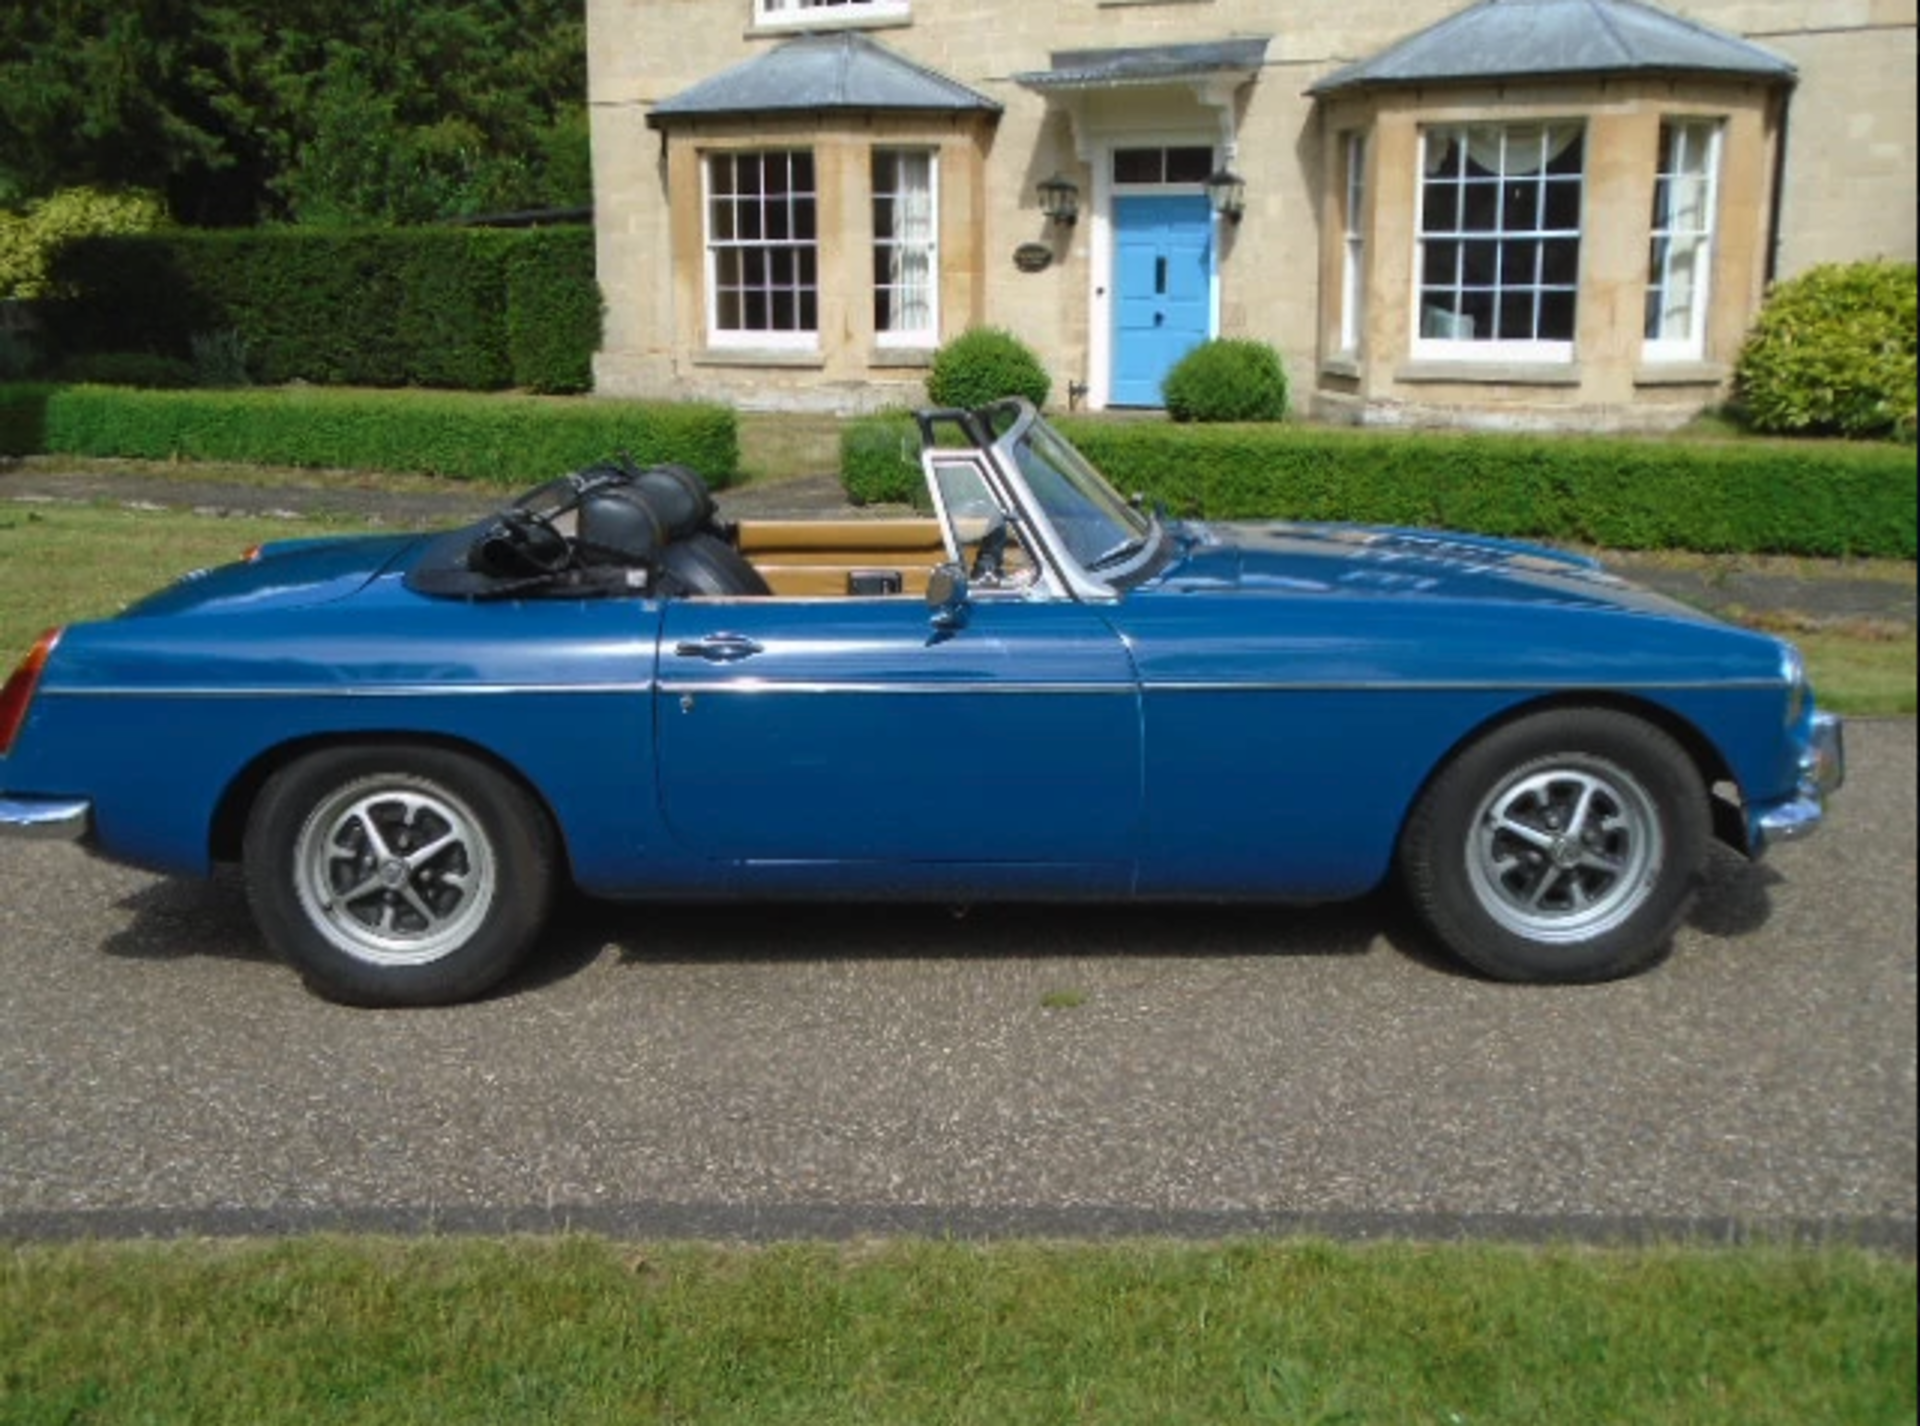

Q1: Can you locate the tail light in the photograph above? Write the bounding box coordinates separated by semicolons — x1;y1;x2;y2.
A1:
0;629;62;757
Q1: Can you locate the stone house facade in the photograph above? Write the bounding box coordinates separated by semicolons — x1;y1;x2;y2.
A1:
587;0;1917;428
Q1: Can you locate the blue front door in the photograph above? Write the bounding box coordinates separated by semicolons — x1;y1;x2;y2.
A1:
1112;194;1213;407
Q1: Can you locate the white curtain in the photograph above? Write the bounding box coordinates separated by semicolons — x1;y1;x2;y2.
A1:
888;153;934;334
1426;123;1583;177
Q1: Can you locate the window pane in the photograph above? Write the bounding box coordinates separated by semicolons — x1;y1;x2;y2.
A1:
1113;149;1161;184
1166;147;1214;183
1422;179;1461;234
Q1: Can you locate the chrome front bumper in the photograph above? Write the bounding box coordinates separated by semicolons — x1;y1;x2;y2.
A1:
1754;713;1845;853
0;796;93;842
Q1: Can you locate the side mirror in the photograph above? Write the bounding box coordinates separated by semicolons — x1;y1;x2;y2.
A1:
926;562;971;633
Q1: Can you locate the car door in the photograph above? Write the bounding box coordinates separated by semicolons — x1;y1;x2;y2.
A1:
654;594;1141;885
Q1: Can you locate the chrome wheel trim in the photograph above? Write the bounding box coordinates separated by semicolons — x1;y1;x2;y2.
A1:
292;775;498;967
1466;754;1664;945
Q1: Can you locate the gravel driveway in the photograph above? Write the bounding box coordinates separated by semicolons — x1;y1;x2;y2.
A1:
1;722;1911;1251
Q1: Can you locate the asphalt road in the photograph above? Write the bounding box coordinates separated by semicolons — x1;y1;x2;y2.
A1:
2;721;1913;1250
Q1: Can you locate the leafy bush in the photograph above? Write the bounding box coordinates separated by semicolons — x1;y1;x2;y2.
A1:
1162;339;1290;423
1735;261;1918;441
926;328;1051;409
0;385;738;486
1057;420;1916;559
189;329;252;388
841;414;923;506
0;188;167;301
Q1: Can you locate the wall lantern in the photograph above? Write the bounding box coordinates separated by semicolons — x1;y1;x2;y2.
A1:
1206;168;1247;223
1037;173;1080;227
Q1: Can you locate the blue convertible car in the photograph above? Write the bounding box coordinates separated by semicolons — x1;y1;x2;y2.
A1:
0;401;1843;1005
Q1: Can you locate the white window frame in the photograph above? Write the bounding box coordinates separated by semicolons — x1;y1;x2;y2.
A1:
872;148;940;348
1340;130;1369;356
703;150;820;351
1644;118;1723;364
1413;122;1586;364
754;0;910;29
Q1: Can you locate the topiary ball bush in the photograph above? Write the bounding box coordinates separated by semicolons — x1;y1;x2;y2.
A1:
926;327;1051;409
1162;339;1290;423
1735;260;1917;442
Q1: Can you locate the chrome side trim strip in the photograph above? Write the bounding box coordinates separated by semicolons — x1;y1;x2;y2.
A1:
661;678;1788;697
44;683;656;700
662;681;1134;696
46;676;1788;700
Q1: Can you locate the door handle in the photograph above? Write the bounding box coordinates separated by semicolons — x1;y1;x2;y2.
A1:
674;633;764;663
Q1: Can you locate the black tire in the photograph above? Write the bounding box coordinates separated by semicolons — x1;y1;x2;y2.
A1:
243;745;556;1007
1399;708;1711;983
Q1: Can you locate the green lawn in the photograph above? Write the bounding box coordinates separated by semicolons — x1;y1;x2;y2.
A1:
3;1236;1912;1426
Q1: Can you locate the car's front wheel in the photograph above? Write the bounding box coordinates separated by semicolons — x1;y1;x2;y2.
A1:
244;745;556;1006
1399;708;1711;983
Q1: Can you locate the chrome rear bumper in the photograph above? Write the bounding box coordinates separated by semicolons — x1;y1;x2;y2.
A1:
0;796;93;842
1754;713;1845;853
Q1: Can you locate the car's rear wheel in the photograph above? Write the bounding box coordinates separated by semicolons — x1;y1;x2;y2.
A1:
244;745;555;1007
1399;708;1710;982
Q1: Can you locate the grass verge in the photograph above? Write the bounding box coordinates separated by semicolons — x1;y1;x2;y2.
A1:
3;1235;1912;1426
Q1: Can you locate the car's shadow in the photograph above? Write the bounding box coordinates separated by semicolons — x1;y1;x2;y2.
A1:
98;844;1781;997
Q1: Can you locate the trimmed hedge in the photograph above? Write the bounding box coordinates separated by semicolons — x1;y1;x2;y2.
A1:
505;228;602;395
0;385;738;486
46;227;601;394
840;414;1917;559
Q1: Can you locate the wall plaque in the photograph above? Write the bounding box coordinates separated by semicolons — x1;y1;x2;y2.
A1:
1012;242;1055;274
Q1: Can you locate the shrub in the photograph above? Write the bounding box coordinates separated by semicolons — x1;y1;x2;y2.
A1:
1735;261;1918;441
926;328;1051;409
841;413;924;506
0;188;166;301
1162;339;1290;423
189;329;252;388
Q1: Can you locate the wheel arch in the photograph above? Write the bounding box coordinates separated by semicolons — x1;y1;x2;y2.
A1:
209;732;573;876
1399;690;1742;855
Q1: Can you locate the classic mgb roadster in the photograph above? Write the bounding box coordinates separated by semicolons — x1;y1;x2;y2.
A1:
0;400;1843;1005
